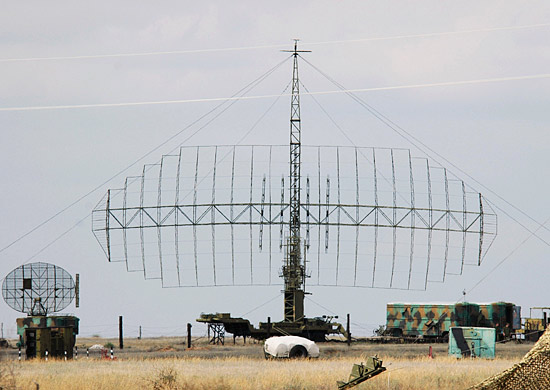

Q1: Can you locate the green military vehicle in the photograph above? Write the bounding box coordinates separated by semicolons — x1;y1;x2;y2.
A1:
385;302;520;341
197;312;347;342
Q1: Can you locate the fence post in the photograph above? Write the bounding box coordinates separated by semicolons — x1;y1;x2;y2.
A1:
187;323;192;349
347;313;351;346
86;348;89;359
119;316;124;349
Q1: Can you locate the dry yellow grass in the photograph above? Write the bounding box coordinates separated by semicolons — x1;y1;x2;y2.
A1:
3;355;517;390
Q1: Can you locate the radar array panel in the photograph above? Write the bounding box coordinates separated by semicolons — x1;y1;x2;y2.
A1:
2;262;76;316
92;145;496;290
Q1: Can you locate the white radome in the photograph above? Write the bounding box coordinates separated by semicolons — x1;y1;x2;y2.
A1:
264;336;320;359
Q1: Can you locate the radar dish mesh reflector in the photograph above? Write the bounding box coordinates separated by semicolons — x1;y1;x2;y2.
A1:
92;145;497;290
2;262;75;316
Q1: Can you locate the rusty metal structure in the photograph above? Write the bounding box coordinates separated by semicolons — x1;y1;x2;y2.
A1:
92;42;497;341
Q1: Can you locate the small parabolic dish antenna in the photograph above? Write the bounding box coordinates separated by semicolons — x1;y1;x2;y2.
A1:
2;262;76;316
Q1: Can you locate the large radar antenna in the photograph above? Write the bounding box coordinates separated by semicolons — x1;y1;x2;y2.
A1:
281;40;311;322
91;42;497;340
2;262;76;316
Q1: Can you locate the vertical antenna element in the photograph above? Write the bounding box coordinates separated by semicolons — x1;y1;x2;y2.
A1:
90;47;497;294
282;40;311;322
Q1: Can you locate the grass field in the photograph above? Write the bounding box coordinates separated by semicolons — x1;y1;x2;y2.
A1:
0;337;531;390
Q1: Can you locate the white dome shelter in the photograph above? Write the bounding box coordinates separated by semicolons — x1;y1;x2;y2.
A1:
264;336;320;359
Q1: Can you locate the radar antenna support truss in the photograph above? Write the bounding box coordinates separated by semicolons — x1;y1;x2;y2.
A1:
91;44;497;299
282;40;311;322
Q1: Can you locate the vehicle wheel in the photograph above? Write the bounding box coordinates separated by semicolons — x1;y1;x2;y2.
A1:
289;345;308;358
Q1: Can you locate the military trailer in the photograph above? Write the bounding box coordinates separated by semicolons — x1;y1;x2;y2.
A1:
198;312;347;342
517;307;549;342
17;315;79;359
385;302;520;341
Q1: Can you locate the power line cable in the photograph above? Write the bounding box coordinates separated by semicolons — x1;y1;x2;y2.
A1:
305;296;338;316
240;293;282;318
0;57;291;287
300;80;413;207
462;213;550;298
2;73;549;112
0;43;289;62
161;77;292;169
300;56;550;247
23;214;89;264
109;76;292;207
2;22;549;63
307;22;550;46
300;55;550;296
0;55;291;255
159;81;293;210
0;212;90;285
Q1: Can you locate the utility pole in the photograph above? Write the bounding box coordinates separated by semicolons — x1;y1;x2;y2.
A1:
281;40;311;323
119;316;123;349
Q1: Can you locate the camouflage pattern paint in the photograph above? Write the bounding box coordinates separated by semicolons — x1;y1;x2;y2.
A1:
386;303;455;337
16;315;79;359
386;302;517;338
16;315;79;337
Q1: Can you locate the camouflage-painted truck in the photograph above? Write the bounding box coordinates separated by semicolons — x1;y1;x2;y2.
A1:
385;302;520;341
17;315;79;358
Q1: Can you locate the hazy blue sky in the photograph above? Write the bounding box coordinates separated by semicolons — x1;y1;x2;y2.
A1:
1;1;549;338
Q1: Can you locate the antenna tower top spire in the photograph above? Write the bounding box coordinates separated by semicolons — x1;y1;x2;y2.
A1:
281;39;311;56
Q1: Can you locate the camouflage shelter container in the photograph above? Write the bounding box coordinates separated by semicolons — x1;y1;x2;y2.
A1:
459;302;518;328
456;302;519;341
17;315;79;359
386;303;456;338
386;302;518;339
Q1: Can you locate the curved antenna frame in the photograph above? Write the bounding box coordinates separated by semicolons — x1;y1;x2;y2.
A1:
2;262;75;316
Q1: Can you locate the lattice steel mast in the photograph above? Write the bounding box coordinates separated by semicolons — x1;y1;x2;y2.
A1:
91;42;499;342
282;40;311;322
92;45;497;294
